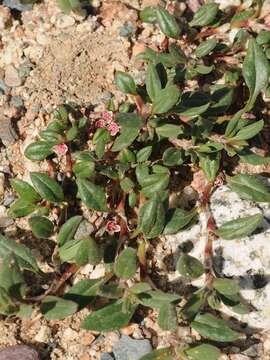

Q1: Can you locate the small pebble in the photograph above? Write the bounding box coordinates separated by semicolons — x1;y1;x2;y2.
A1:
56;14;75;29
0;345;39;360
4;65;22;87
3;0;32;11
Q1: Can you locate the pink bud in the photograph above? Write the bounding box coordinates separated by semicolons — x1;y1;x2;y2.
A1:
106;220;121;233
108;122;120;136
102;111;114;122
95;119;106;128
53;143;68;155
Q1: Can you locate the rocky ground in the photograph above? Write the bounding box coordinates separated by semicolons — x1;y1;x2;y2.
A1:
0;0;270;359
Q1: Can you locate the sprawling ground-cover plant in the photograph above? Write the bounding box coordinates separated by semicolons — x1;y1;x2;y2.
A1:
2;3;270;359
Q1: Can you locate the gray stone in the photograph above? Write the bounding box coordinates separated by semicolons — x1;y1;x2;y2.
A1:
101;353;114;360
0;115;18;146
0;345;39;360
74;220;94;240
4;65;22;87
10;96;24;108
3;0;32;12
113;335;152;360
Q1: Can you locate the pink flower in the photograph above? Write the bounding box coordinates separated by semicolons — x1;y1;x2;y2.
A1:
53;143;68;155
107;122;120;136
102;111;114;122
106;220;121;233
95;119;106;128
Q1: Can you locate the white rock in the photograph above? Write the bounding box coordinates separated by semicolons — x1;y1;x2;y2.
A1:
214;0;241;10
34;325;51;343
4;65;22;87
165;178;270;330
56;14;75;29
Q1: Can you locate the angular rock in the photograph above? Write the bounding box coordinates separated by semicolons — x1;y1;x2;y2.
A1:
101;354;114;360
0;115;18;146
4;65;22;87
113;335;152;360
0;346;39;360
3;0;32;12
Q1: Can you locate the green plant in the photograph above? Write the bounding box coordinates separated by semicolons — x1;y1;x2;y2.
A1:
2;2;270;359
19;0;84;14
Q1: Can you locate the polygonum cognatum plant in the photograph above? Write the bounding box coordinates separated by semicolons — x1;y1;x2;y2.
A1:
2;3;270;359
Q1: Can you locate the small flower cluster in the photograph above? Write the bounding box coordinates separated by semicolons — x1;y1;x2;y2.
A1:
95;111;120;136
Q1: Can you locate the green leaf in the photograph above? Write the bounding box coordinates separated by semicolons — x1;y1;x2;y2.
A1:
158;303;177;331
190;3;219;27
146;64;162;101
130;282;152;294
195;64;214;75
138;195;165;238
114;247;137;279
24;141;53;161
242;38;270;111
229;119;264;141
73;161;95;179
136;146;152;162
156;7;180;39
39;129;64;144
81;302;137;331
115;71;137;95
182;291;205;320
139;348;174;360
0;254;26;299
0;287;17;315
141;173;170;198
64;278;103;309
209;87;234;116
257;30;270;46
29;216;54;238
112;113;144;152
8;199;38;218
199;152;220;182
162;147;185;166
57;216;82;246
175;91;210;117
191;313;241;342
176;254;204;279
239;150;270;165
137;290;180;309
120;178;135;192
41;296;78;320
10;179;41;203
216;213;263;239
220;293;250;315
231;9;255;26
30;172;64;203
169;43;187;64
140;6;157;24
152;85;181;114
155;124;183;138
195;39;217;58
213;278;240;296
59;237;102;266
163;208;197;235
0;234;39;273
77;179;108;211
227;174;270;202
185;344;221;360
